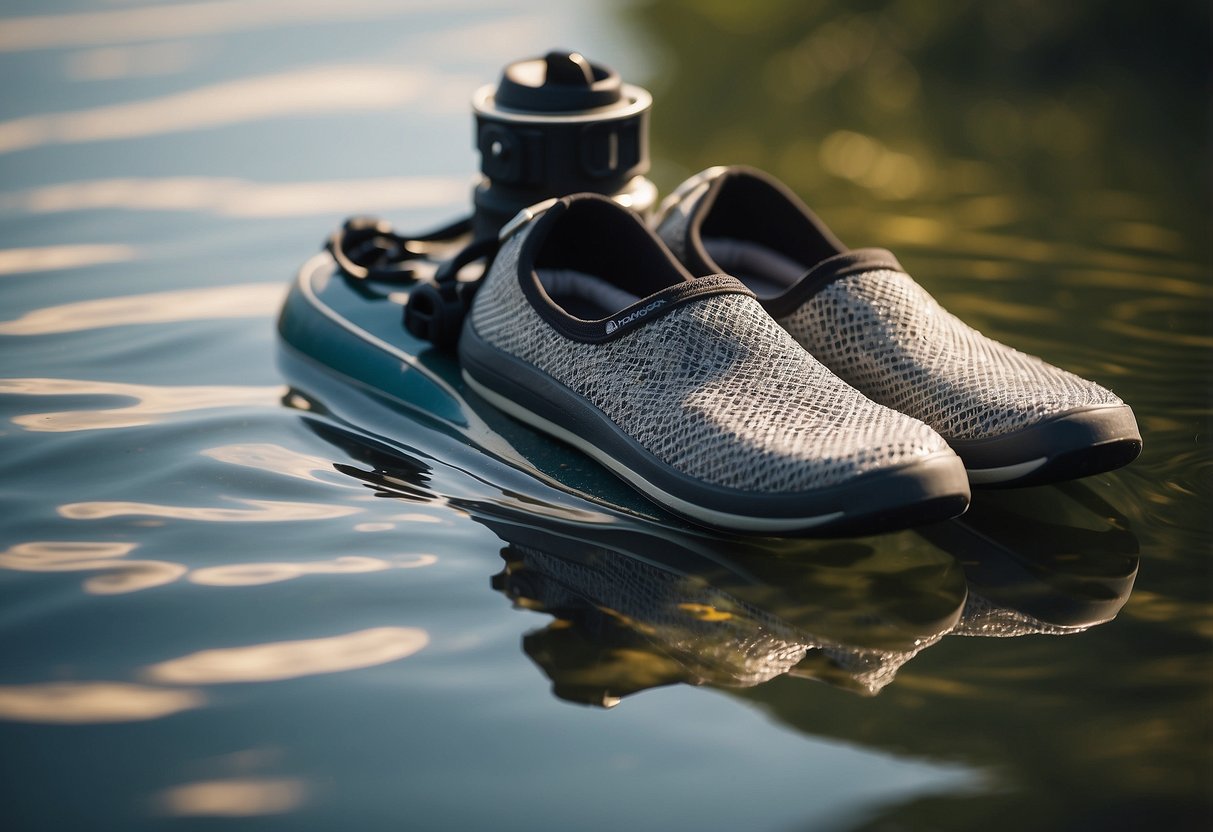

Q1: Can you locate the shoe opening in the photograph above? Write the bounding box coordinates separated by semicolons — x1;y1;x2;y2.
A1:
698;171;846;299
532;197;692;320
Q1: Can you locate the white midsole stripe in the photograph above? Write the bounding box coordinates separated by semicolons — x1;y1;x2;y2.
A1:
965;457;1047;484
462;370;844;533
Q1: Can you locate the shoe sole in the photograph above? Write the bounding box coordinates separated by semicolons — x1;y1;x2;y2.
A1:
460;326;971;535
950;404;1142;487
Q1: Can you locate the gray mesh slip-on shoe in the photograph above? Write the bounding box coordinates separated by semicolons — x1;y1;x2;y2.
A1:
459;193;971;535
655;166;1142;487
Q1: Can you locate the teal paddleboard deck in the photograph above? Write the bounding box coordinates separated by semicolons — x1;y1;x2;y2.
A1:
278;251;672;525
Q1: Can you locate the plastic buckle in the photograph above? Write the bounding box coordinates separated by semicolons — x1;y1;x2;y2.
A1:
402;282;466;350
498;197;559;243
402;234;498;350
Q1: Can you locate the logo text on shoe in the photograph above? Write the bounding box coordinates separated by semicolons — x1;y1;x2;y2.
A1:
606;299;665;335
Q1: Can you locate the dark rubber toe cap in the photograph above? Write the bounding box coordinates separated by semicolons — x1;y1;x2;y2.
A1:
949;404;1142;487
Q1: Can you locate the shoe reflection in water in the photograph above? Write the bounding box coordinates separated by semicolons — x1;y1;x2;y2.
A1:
924;484;1139;640
301;413;1137;708
491;521;967;705
501;483;1137;706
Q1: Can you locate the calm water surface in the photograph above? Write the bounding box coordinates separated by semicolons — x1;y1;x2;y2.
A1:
1;2;1209;830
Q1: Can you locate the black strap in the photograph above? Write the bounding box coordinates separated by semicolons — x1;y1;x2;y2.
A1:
323;212;499;351
402;235;499;350
326;214;474;283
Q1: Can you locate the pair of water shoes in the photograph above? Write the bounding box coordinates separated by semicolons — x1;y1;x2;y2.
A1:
457;165;1141;535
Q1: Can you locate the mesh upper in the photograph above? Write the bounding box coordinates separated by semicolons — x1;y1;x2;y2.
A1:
513;542;938;694
514;543;809;687
777;269;1123;440
953;592;1088;637
469;232;951;493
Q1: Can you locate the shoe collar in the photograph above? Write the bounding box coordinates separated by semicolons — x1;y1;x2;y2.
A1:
506;192;754;344
761;248;906;317
499;196;561;244
655;165;729;220
666;166;907;314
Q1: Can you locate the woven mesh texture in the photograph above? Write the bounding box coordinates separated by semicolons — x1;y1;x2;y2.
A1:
777;270;1123;440
512;542;936;692
952;592;1088;637
819;636;942;696
514;544;809;686
470;234;951;493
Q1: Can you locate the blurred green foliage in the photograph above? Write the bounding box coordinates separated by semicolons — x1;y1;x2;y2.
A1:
629;0;1209;249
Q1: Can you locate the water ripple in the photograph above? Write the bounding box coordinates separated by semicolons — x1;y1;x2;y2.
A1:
0;244;138;276
0;65;463;154
188;554;435;587
142;627;430;684
201;442;348;484
0;681;204;723
0;175;468;219
0;378;285;431
58;498;362;523
0;541;187;594
155;778;307;818
0;284;285;335
0;0;496;52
